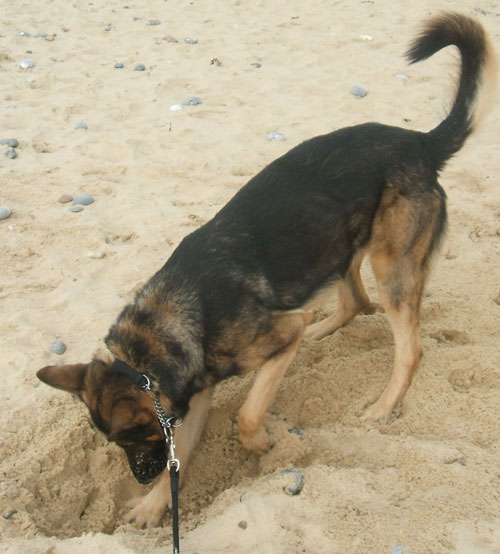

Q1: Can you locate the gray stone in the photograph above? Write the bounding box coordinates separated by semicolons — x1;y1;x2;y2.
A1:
351;85;367;97
134;63;146;71
184;37;198;44
16;31;30;37
238;521;248;530
181;96;202;106
19;59;35;69
147;20;161;26
114;62;124;69
5;149;17;159
266;131;286;142
69;205;84;213
0;206;12;220
74;122;88;130
0;138;19;148
73;194;94;206
50;340;67;355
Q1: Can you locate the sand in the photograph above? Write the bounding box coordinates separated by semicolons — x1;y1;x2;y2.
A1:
1;1;499;552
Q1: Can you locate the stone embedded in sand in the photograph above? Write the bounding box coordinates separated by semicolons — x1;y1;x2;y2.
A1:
69;205;84;213
134;63;146;71
0;138;19;148
0;206;12;220
19;59;35;69
170;104;183;111
73;194;94;206
74;122;88;130
351;85;367;97
147;20;161;26
238;520;248;529
58;194;73;204
184;37;198;44
181;96;202;106
5;149;17;159
251;62;262;68
114;62;124;69
50;340;67;355
105;25;112;32
35;32;48;38
266;131;286;142
16;31;30;37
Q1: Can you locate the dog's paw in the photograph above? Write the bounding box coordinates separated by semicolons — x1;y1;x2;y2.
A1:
239;427;271;454
362;399;399;423
123;493;170;529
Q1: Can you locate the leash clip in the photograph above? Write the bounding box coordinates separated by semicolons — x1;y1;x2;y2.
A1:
153;398;182;472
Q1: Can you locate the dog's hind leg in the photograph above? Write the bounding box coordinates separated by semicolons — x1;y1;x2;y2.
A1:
363;185;445;421
238;311;309;454
304;251;372;340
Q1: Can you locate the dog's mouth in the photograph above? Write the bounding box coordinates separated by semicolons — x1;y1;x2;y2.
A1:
123;442;168;484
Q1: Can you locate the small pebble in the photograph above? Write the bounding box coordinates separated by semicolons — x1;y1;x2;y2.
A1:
351;85;367;97
0;138;19;148
69;205;84;213
238;521;248;530
5;149;17;159
0;206;12;220
74;122;88;130
114;62;124;69
58;194;73;204
8;224;15;231
88;251;106;259
3;510;17;520
134;63;146;71
147;20;161;26
170;104;183;111
35;32;48;39
181;96;202;106
251;62;262;68
266;131;286;142
50;340;67;355
104;25;112;32
73;193;94;206
19;59;35;69
276;469;303;496
394;72;409;79
164;35;179;43
184;37;198;44
26;50;33;54
16;30;30;37
474;7;488;15
359;34;373;41
288;427;303;436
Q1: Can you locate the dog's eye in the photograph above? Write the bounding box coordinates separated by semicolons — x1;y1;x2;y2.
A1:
115;440;135;447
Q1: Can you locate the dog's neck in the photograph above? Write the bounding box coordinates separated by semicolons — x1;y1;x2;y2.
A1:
104;289;206;417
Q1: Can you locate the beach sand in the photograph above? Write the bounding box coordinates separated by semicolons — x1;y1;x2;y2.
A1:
1;1;499;552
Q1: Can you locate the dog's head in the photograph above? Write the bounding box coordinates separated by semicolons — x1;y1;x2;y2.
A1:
37;357;170;484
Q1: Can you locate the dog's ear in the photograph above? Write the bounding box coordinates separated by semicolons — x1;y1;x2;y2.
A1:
37;363;88;396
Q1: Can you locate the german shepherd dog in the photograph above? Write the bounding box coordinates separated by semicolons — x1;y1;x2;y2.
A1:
37;13;496;528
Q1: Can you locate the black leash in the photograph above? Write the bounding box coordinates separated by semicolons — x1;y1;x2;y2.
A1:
153;397;182;554
170;466;180;554
111;358;182;553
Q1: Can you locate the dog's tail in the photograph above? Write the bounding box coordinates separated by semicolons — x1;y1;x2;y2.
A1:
406;12;497;171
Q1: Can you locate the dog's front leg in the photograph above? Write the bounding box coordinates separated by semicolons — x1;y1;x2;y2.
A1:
124;387;213;528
